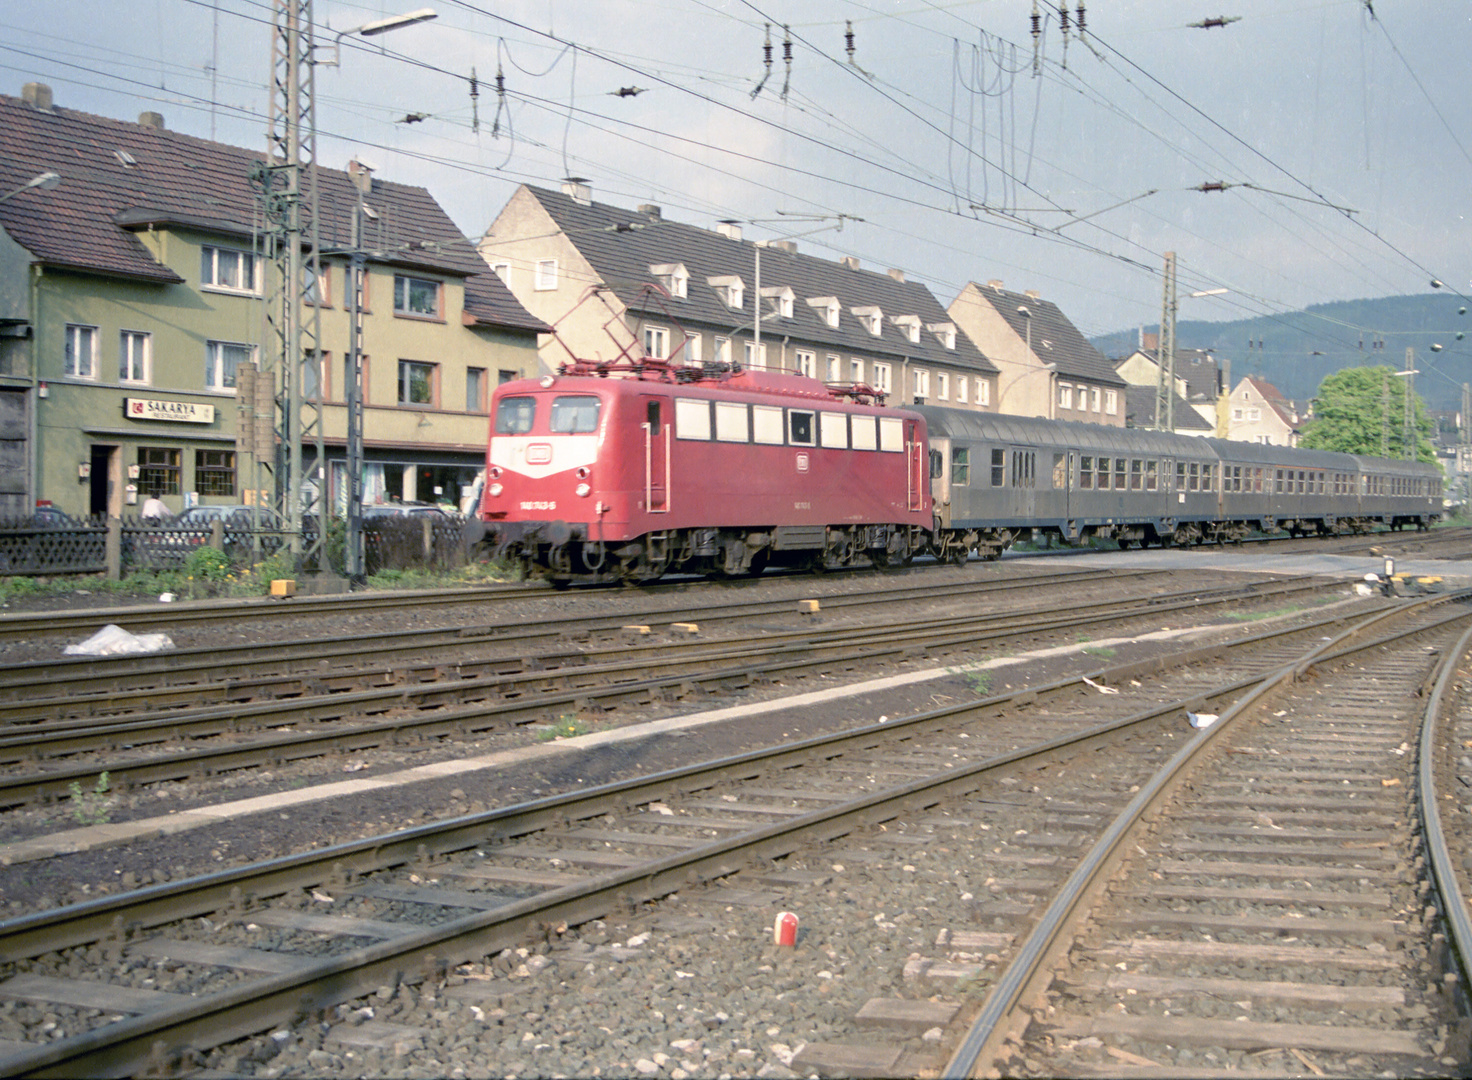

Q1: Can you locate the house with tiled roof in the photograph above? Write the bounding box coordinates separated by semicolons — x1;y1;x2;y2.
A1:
477;181;998;409
1226;375;1301;446
948;280;1127;426
1122;384;1213;433
0;82;544;520
1113;338;1225;433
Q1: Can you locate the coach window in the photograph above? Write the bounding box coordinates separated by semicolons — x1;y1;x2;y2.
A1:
951;448;971;485
819;412;849;449
1051;453;1066;489
753;405;784;445
991;448;1006;486
1012;450;1036;488
1297;470;1305;494
550;395;601;434
715;401;750;442
494;396;535;435
1130;460;1142;490
1097;457;1111;490
1114;458;1126;489
1078;455;1093;490
788;410;815;446
1187;462;1200;491
851;414;878;450
675;398;712;440
1146;460;1158;491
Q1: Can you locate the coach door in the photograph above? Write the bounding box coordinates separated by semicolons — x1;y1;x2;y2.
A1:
1010;445;1037;519
642;396;670;513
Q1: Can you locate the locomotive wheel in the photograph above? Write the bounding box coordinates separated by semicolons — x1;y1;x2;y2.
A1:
945;545;967;566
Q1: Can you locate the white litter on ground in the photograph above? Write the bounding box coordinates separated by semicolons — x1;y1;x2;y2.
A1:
64;624;175;656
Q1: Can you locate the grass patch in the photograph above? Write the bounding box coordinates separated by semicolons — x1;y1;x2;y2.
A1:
1226;605;1304;622
537;714;592;741
1081;645;1116;658
68;772;112;826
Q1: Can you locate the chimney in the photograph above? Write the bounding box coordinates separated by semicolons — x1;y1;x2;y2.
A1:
887;268;905;283
561;177;592;205
986;279;1004;291
22;82;53;111
1024;289;1039;300
840;256;860;271
347;158;374;196
715;220;742;241
637;203;661;220
138;111;165;130
771;240;797;254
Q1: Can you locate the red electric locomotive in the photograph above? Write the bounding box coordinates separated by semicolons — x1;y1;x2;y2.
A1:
479;358;932;585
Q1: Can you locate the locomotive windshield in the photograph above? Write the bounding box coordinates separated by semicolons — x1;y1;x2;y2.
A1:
494;396;536;435
550;395;601;434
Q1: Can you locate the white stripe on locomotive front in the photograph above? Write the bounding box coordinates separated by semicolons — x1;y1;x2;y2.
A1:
489;434;599;480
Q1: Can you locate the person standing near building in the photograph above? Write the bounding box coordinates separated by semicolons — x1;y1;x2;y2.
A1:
141;495;171;523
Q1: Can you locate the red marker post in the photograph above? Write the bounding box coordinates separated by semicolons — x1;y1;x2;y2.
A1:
773;911;798;947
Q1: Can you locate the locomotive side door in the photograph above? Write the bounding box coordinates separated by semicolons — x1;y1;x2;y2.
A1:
907;419;925;512
642;396;670;513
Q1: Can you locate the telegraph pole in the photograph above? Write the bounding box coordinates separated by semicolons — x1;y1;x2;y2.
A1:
1403;347;1416;461
1153;252;1176;431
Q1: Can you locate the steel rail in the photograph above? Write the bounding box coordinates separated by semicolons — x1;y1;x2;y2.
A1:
0;608;1374;1077
0;574;1319;724
0;581;1357;806
940;590;1472;1079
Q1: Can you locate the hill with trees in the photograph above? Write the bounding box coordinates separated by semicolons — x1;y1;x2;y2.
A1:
1090;293;1469;412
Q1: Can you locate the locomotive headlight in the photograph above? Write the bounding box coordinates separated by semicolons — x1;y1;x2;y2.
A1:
575;483;592;497
488;483;504;497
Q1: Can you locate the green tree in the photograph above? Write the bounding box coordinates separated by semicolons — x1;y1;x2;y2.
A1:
1299;365;1437;463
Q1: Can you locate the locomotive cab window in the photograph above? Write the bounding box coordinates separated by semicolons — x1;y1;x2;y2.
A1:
788;410;815;446
494;395;536;435
550;395;601;434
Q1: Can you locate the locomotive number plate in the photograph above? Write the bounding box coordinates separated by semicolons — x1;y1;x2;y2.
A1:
520;501;557;511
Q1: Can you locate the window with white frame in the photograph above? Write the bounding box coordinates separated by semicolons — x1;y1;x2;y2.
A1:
872;362;891;393
976;379;990;405
650;262;688;299
682;334;702;364
935;372;949;401
825;354;842;382
1091;386;1102;412
394;275;442;318
491;262;511;286
643;325;670;360
65;324;98;379
743;341;767;369
795;349;816;378
893;315;921;344
205;340;254;391
808;296;840;328
853;306;883;337
707;275;744;309
200;245;261;293
534;259;558;291
927;321;957;349
119;330;151;383
956;376;968;404
1105;389;1118;415
850;358;864;384
762;286;794;319
913;368;930;400
1059;383;1073;409
714;336;732;365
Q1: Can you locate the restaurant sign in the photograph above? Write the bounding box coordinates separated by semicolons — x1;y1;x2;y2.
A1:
124;398;215;424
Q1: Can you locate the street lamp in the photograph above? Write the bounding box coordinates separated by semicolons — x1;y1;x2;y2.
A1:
319;8;436;66
0;172;60;203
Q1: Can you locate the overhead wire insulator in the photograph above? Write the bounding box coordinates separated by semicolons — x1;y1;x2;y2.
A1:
1030;1;1042;75
491;59;506;138
751;23;773;99
1076;2;1086;36
846;20;856;63
1060;3;1070;69
469;66;479;134
781;25;792;101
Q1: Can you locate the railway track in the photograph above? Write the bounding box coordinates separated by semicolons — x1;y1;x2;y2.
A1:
944;593;1472;1078
0;575;1330;807
0;591;1460;1076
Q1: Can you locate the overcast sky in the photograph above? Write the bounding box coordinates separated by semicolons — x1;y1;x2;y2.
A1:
5;1;1471;353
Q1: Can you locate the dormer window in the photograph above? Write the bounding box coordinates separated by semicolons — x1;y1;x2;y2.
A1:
852;306;883;337
650;262;688;299
892;315;921;344
808;296;840;329
926;321;957;350
760;285;794;319
707;274;745;310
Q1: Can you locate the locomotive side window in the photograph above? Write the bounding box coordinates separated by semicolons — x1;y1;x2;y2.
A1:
715;401;749;442
819;412;849;449
550;395;601;434
953;447;971;485
991;448;1006;486
788;410;815;446
494;395;536;435
851;415;878;450
675;397;712;440
753;405;784;444
1078;455;1093;490
878;417;904;452
1146;460;1158;491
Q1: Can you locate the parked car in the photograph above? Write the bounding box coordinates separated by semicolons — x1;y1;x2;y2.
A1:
361;502;452;519
134;505;283;567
